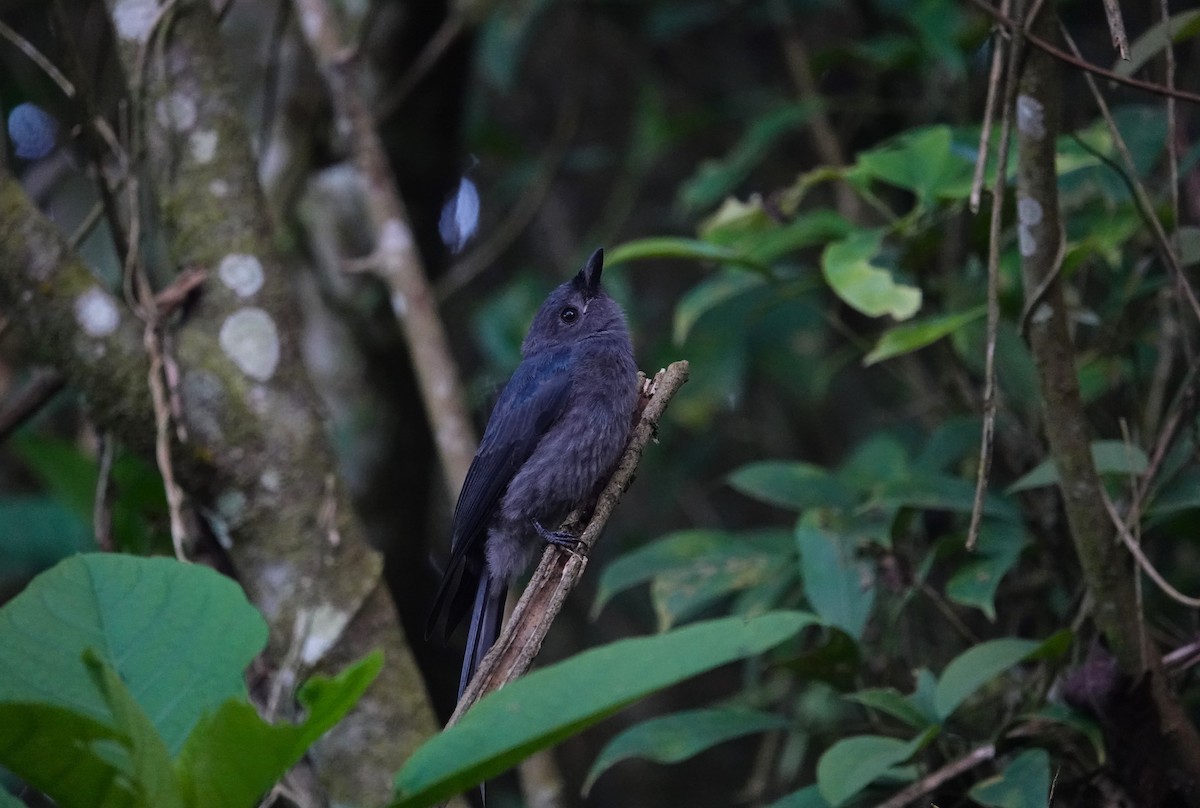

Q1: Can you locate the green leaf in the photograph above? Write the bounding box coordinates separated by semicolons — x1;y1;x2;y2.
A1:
593;529;792;617
583;708;788;793
845;688;935;730
650;536;795;631
0;702;131;808
0;553;266;755
727;461;857;511
946;521;1030;620
84;650;183;808
816;727;938;806
933;636;1070;720
822;230;922;320
392;611;819;807
869;473;1021;521
1006;440;1149;493
851;126;975;205
606;237;770;273
796;521;875;640
1115;10;1200;78
864;306;985;365
968;748;1050;808
0;788;26;808
673;270;767;344
763;785;833;808
176;651;382;807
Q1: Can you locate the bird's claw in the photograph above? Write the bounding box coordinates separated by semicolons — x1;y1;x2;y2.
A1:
533;519;584;554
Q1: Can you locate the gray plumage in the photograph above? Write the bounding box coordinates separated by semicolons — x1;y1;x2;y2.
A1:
428;248;639;699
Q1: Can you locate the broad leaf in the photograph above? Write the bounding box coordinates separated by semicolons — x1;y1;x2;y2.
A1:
864;305;985;365
933;633;1069;720
0;554;266;754
796;521;874;640
822;230;921;320
177;652;382;807
816;727;938;806
583;708;788;793
945;520;1030;620
763;785;833;808
968;748;1050;808
392;611;819;807
606;237;769;273
851;126;975;205
728;461;857;512
1115;10;1200;78
651;543;794;630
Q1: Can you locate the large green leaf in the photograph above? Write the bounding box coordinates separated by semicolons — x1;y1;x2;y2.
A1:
933;633;1069;720
0;497;93;585
651;543;794;631
582;708;788;793
0;554;266;754
392;611;819;807
1006;440;1149;493
728;461;857;512
968;748;1050;808
864;306;985;365
822;230;922;320
176;652;382;807
816;727;938;806
796;521;874;640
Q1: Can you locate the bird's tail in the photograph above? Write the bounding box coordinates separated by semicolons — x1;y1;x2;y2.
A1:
459;572;507;700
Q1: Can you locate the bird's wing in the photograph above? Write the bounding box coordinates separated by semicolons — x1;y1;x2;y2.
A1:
427;348;573;639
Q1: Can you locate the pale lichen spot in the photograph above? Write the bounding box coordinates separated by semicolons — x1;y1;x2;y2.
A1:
216;489;247;523
260;467;282;493
1031;302;1054;324
391;291;407;318
379;217;413;256
218;254;265;298
1017;197;1043;226
189;129;218;164
1016;94;1046;139
300;603;352;665
111;0;157;41
181;369;225;444
209;179;230;197
74;287;120;337
1019;227;1037;257
219;308;280;381
155;91;198;132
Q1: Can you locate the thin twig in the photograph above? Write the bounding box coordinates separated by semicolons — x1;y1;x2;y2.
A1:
375;13;466;120
969;0;1011;213
966;0;1026;551
962;0;1200;105
0;368;66;443
447;362;690;726
1060;24;1200;327
1100;0;1130;60
872;744;997;808
0;18;75;97
1102;490;1200;608
93;431;116;551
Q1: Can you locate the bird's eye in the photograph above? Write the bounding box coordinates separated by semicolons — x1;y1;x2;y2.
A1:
560;306;578;323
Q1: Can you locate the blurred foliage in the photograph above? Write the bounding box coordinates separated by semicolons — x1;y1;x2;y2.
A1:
1;0;1198;805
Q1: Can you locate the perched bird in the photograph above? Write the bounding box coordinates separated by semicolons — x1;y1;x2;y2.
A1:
428;248;639;700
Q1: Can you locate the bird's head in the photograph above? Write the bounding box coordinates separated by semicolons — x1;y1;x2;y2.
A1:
521;248;628;356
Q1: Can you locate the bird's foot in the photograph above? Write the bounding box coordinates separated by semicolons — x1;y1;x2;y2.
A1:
533;519;584;553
